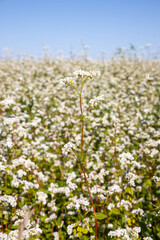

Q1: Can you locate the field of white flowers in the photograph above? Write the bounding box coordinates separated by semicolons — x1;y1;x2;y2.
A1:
0;52;160;240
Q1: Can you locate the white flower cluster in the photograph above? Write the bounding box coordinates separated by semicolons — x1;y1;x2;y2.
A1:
45;199;57;225
145;139;159;148
67;195;89;210
47;199;57;211
143;237;153;240
62;142;76;155
24;226;42;238
36;191;48;205
108;226;141;239
53;232;59;240
117;200;132;211
150;148;158;157
60;77;76;86
0;195;17;207
22;180;39;191
107;185;122;195
16;208;26;217
33;170;49;182
146;74;154;81
132;208;144;216
67;223;75;235
12;156;37;170
131;227;141;237
0;97;15;108
90;184;107;196
3;116;19;125
152;176;160;182
45;213;57;222
6;136;13;149
0;230;18;240
118;152;134;170
17;169;27;178
108;223;113;229
66;172;78;190
107;203;115;210
73;69;100;78
13;125;27;138
125;172;139;187
49;183;71;197
11;176;39;190
88;169;109;183
89;95;103;108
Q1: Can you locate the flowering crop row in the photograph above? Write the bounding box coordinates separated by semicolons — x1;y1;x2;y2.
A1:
0;52;160;239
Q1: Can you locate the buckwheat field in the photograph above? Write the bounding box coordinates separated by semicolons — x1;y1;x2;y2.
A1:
0;51;160;240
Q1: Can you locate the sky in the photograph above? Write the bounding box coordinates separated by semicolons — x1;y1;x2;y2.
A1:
0;0;160;59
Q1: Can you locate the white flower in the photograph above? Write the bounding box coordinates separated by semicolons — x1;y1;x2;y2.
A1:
28;226;42;236
125;172;138;187
67;195;89;210
152;176;160;182
60;77;76;86
0;162;6;171
132;227;141;237
11;175;20;188
36;192;48;205
0;98;15;107
16;125;27;138
91;70;101;77
53;232;59;240
17;169;27;178
62;142;76;155
108;185;122;195
146;74;153;81
108;223;113;229
117;200;132;211
1;195;17;207
107;203;115;210
89;95;103;108
6;136;13;149
132;208;144;216
66;173;78;190
143;237;153;240
108;228;127;238
67;223;75;235
136;186;142;192
3;117;18;125
73;69;100;78
150;148;158;157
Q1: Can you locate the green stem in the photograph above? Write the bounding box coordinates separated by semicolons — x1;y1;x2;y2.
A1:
1;210;4;233
79;77;97;240
80;94;84;163
81;166;96;213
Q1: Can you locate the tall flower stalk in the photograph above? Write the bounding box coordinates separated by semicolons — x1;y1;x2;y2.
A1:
79;77;97;238
61;70;101;239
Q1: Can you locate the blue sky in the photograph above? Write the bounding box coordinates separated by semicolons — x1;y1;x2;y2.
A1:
0;0;160;58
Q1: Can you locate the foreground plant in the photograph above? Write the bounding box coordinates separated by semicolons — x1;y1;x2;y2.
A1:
61;69;103;239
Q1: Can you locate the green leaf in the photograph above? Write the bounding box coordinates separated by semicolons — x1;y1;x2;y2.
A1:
125;186;134;196
110;208;121;215
3;219;8;224
5;188;12;194
144;179;152;187
93;212;107;220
